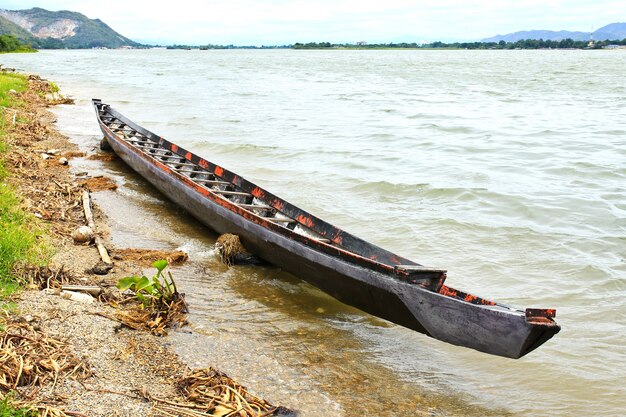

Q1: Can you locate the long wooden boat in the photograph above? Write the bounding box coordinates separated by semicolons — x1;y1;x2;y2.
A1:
92;99;560;358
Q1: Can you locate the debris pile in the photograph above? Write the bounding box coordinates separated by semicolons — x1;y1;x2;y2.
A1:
215;234;261;266
102;260;189;336
86;152;117;162
80;176;117;192
1;108;84;241
61;151;86;159
27;74;75;106
146;367;290;417
110;302;188;336
12;117;50;145
0;321;91;396
13;263;83;290
112;248;188;267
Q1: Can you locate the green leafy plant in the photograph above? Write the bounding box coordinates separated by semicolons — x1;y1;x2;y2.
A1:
117;259;179;307
115;259;188;335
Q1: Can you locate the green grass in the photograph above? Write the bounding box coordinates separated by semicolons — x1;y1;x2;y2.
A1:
0;73;27;108
0;72;49;417
0;183;43;292
0;73;49;305
0;73;47;416
0;395;37;417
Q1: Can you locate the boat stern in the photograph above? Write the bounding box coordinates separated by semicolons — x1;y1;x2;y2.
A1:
398;284;560;359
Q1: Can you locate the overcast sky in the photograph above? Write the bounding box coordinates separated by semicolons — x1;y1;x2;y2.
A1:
1;0;624;45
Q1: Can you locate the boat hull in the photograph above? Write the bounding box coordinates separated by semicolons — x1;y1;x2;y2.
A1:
97;119;559;359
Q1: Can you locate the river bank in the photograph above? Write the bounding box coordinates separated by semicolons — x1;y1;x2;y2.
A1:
0;72;288;416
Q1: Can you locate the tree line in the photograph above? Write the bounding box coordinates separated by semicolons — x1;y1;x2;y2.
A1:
0;35;35;53
427;38;626;49
293;39;626;50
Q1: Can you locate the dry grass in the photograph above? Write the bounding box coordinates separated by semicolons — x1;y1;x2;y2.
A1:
80;176;117;192
0;321;91;397
12;263;84;291
86;152;117;162
45;97;75;106
1;396;87;417
1;79;85;242
2;75;290;417
112;249;188;267
61;151;86;159
144;367;290;417
215;234;248;266
105;299;188;336
8;149;83;233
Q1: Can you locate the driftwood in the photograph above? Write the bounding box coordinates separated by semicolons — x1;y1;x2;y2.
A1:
82;190;95;229
82;190;112;264
60;285;102;296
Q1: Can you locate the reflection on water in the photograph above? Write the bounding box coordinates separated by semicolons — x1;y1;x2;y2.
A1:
93;167;504;416
4;49;624;416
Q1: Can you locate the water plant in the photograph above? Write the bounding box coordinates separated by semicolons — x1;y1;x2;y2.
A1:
115;260;188;335
117;259;179;307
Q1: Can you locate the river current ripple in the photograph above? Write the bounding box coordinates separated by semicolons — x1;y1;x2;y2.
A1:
3;49;625;416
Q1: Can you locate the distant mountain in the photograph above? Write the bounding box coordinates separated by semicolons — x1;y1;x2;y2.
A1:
593;22;626;40
483;30;589;42
482;22;626;42
0;7;141;49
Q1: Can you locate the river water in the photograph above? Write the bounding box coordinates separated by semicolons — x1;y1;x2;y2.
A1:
2;49;624;416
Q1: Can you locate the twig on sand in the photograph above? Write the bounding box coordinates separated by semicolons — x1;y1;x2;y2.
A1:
81;190;112;264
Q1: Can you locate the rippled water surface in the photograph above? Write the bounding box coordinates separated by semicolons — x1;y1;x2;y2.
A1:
3;49;625;416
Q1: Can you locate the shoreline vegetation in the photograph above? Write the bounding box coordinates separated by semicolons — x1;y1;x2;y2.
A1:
0;72;289;416
1;28;625;52
0;73;46;310
0;35;36;54
163;38;626;50
3;37;626;51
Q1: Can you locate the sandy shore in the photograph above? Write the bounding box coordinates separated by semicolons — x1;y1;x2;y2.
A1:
1;75;288;416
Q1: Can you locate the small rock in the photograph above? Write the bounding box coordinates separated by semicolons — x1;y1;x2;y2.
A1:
14;314;37;324
47;149;60;155
8;89;16;94
59;157;68;165
72;225;94;244
40;153;52;160
61;290;95;304
100;138;112;151
92;261;114;275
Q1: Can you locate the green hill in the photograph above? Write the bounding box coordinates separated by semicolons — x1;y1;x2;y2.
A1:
0;7;142;49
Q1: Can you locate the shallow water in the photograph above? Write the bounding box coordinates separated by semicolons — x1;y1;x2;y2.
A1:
3;49;625;416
